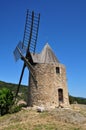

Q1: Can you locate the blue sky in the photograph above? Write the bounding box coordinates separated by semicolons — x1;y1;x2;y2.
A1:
0;0;86;98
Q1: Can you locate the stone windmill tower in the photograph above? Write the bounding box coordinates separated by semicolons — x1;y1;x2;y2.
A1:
14;10;69;108
28;43;69;108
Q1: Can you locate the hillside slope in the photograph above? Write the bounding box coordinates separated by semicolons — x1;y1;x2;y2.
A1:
0;80;27;91
0;80;28;101
0;104;86;130
0;80;86;129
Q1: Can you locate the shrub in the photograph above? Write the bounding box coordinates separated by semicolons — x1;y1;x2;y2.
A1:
0;88;14;116
9;105;21;113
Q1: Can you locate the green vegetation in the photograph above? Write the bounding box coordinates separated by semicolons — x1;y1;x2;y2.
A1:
0;81;28;116
0;88;14;116
69;95;86;104
0;80;28;101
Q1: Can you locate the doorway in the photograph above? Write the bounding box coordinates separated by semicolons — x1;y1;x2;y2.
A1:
58;88;63;103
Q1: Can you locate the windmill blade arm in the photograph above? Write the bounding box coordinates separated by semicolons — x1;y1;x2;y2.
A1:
21;57;36;82
17;47;37;87
17;47;34;71
15;64;26;97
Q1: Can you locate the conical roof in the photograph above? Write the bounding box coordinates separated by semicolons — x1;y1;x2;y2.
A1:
31;43;59;63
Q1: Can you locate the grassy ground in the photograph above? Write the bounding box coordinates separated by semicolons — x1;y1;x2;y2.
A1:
0;81;86;130
0;105;86;130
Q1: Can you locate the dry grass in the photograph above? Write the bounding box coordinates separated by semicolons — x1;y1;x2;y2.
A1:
0;105;86;130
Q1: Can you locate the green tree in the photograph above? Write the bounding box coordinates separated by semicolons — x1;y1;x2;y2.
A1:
0;88;14;116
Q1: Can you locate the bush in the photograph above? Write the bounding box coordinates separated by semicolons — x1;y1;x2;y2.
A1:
9;105;21;113
9;103;27;114
0;88;14;116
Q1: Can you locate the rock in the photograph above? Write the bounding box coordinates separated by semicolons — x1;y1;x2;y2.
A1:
17;100;27;106
37;106;45;112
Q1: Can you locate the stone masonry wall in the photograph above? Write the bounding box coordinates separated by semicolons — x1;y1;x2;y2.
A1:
28;63;69;108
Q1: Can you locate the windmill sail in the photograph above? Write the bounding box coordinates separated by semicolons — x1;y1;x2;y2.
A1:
13;41;27;61
13;9;40;98
14;10;40;60
23;10;40;54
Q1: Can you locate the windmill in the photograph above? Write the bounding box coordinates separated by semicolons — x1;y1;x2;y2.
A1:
13;9;40;98
14;10;69;108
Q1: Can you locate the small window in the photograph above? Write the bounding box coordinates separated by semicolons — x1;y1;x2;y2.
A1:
56;67;60;74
